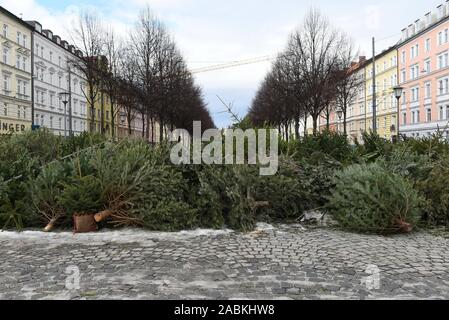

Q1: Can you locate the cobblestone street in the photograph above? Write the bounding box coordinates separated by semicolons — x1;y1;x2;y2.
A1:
0;224;448;300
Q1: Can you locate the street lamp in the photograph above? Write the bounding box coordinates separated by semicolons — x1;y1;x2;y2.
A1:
336;108;343;134
59;92;70;137
393;86;404;143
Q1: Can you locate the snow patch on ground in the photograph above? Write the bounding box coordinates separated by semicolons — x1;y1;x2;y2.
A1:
0;227;234;245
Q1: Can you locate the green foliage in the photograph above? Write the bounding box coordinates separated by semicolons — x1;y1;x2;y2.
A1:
58;175;102;215
326;163;422;234
354;132;393;162
297;153;342;210
3;129;449;233
284;130;354;163
400;133;449;160
193;165;256;232
29;161;70;226
254;156;308;221
415;158;449;226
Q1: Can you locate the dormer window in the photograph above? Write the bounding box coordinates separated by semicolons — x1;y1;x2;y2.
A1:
426;13;432;26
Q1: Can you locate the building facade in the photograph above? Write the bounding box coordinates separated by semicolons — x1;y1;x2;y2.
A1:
27;21;88;136
365;47;398;141
88;89;113;136
399;2;449;138
0;7;32;134
346;59;367;143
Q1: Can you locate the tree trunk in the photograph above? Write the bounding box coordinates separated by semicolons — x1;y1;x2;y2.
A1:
294;118;300;140
127;113;132;135
313;115;318;136
343;110;347;136
159;119;164;143
141;113;146;137
111;101;115;139
304;115;308;136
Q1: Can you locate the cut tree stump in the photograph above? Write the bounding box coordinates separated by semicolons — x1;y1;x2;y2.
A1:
44;218;57;232
94;210;113;223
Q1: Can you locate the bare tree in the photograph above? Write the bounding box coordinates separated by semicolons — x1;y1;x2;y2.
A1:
70;11;105;132
334;44;364;136
285;8;346;135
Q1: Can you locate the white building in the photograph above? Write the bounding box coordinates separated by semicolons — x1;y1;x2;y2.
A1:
26;21;88;136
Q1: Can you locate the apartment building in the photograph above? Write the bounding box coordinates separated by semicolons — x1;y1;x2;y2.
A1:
398;1;449;138
0;6;32;134
346;58;367;143
365;46;398;140
26;21;88;136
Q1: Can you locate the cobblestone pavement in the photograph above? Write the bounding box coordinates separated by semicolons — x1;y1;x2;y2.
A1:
0;224;448;300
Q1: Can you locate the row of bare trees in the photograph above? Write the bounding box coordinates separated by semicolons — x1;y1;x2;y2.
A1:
249;9;362;139
70;7;214;140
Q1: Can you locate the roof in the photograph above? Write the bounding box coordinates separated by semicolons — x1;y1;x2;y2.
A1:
0;6;33;30
364;45;398;66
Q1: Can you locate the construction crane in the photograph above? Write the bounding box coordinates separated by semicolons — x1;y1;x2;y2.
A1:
190;55;274;74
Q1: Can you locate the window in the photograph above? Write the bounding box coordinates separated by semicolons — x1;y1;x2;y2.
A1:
438;52;449;69
401;69;406;83
440;106;444;120
17;80;21;95
40;115;44;126
22;57;26;71
58;118;62;129
2;48;8;64
425;82;431;98
426;38;431;52
446;106;449;120
411;44;419;59
3;75;9;91
2;24;8;38
16;31;21;44
16;54;21;69
438;29;449;45
427;109;432;122
410;64;420;80
401;51;406;64
23;35;27;47
403;112;407;125
411;87;420;102
49;51;53;62
425;59;431;73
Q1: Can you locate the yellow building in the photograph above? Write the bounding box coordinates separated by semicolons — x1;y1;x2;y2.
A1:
0;7;32;134
364;46;399;140
88;89;113;136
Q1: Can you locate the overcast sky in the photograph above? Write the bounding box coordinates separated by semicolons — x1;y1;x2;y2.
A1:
0;0;445;127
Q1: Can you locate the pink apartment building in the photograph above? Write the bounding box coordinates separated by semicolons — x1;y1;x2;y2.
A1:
399;1;449;138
